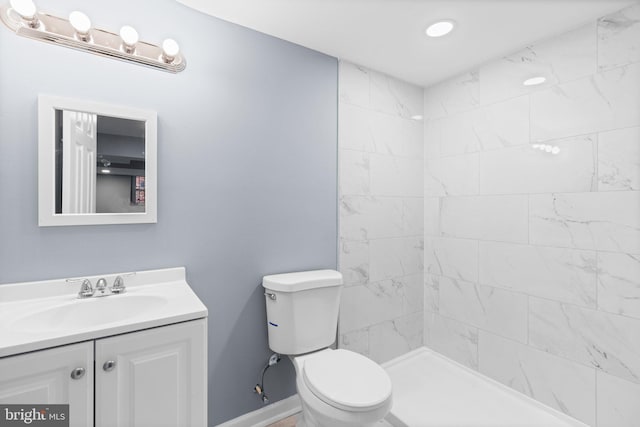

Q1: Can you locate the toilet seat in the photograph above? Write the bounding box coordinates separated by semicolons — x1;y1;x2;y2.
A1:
302;349;392;412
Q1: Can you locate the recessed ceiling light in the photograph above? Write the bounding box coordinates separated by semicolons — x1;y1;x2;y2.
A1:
425;20;455;38
523;76;546;86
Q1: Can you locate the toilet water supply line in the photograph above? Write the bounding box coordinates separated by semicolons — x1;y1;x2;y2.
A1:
253;353;281;404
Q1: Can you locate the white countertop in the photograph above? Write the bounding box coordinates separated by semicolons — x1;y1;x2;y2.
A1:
0;267;207;358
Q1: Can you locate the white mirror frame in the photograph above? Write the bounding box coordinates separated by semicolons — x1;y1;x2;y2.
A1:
38;94;158;226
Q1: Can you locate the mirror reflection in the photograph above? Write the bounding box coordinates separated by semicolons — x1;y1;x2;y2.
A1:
54;111;146;214
39;95;157;226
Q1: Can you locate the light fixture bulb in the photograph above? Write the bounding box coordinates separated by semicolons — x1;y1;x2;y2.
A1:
9;0;36;19
162;38;180;62
120;26;139;46
120;25;139;51
523;76;546;86
101;169;111;174
69;11;91;36
551;146;560;155
426;20;455;37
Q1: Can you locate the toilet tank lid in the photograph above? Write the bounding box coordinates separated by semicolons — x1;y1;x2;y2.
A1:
262;270;343;292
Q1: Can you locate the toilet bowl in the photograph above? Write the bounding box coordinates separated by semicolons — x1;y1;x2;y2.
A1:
291;348;392;427
262;270;393;427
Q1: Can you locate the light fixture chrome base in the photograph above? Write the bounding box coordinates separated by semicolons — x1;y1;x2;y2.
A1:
0;4;186;73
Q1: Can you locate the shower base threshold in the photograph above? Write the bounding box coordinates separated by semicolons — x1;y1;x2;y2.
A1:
382;347;588;427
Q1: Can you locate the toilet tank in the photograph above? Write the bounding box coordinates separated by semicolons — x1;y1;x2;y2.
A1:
262;270;343;355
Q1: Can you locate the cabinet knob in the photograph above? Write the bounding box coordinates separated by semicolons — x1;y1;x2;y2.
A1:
103;360;116;372
70;367;85;380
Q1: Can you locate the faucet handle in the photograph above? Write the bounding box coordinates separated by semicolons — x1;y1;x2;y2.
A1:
67;278;94;299
110;275;128;294
78;279;94;298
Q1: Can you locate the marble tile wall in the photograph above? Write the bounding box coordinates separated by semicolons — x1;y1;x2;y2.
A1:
423;4;640;426
338;61;424;364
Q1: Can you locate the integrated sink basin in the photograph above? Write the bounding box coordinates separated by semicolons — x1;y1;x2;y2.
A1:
0;267;207;357
12;295;169;332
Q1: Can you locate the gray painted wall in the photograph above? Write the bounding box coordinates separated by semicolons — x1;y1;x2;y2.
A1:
0;0;338;424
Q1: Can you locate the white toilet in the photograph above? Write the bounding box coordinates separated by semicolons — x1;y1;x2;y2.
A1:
262;270;392;427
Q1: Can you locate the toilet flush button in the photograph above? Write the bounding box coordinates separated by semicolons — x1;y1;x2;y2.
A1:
302;349;392;411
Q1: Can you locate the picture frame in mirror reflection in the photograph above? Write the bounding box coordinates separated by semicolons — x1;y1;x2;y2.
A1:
38;95;157;226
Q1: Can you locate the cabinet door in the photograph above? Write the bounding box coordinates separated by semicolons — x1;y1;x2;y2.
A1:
95;319;207;427
0;341;94;427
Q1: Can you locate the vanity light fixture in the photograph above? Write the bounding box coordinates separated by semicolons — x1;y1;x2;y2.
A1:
0;1;186;73
425;20;455;38
523;76;546;86
101;169;111;174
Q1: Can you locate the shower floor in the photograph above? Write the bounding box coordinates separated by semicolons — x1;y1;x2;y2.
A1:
382;347;588;427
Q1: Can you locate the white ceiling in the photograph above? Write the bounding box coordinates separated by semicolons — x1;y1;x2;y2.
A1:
177;0;637;88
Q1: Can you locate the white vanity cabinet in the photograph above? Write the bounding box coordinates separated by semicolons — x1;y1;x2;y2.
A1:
0;268;208;426
0;342;94;426
95;319;207;427
0;319;207;427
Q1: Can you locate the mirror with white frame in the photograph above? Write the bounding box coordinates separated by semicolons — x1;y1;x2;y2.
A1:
38;95;157;226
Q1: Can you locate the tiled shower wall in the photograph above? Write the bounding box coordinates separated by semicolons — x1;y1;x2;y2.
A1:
423;4;640;427
337;62;424;364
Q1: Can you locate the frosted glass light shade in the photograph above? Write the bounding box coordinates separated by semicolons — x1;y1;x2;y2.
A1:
162;39;179;57
120;25;139;47
162;38;179;62
9;0;36;19
69;11;91;35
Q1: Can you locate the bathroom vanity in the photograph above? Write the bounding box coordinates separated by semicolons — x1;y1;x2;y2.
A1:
0;267;207;427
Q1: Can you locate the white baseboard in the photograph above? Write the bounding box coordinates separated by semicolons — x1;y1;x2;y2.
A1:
214;394;301;427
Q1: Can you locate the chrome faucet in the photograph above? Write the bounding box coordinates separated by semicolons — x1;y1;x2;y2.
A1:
95;278;109;296
66;273;133;299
